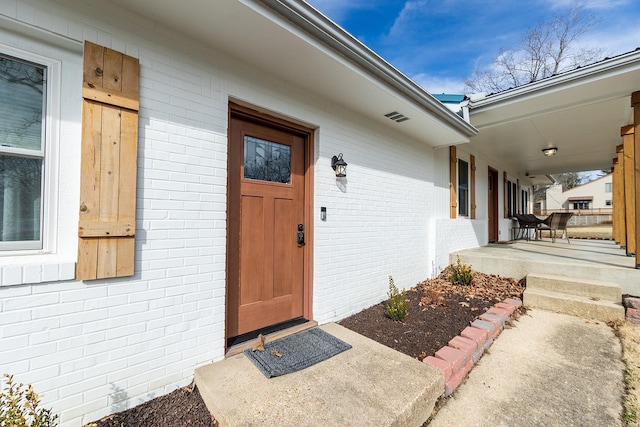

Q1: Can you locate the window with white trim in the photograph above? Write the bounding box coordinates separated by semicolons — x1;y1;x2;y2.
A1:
0;24;81;285
605;182;612;193
0;54;46;251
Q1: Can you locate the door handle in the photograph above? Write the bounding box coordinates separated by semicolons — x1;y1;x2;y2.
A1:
297;224;305;245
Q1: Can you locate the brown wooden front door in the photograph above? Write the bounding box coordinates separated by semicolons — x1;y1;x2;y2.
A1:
488;167;499;242
227;108;307;338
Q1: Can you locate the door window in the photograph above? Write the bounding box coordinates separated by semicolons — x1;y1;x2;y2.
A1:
244;136;291;184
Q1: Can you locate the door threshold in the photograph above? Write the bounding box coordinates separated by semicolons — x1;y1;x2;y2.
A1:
225;320;318;357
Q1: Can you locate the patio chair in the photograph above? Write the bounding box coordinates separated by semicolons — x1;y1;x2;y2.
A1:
513;214;544;241
537;212;573;243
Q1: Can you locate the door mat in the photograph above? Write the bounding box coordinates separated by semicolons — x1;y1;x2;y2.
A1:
244;328;352;378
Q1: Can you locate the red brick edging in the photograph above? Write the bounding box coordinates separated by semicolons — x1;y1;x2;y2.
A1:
423;297;523;396
624;296;640;324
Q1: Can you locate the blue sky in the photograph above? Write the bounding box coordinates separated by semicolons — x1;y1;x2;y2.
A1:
307;0;640;94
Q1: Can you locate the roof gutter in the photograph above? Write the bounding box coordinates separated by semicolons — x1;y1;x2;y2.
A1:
255;0;477;138
469;48;640;111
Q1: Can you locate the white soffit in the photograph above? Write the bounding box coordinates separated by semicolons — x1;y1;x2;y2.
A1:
99;0;476;147
469;49;640;176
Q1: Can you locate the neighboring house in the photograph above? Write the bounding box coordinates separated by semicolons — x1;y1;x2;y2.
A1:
0;1;637;426
544;174;613;212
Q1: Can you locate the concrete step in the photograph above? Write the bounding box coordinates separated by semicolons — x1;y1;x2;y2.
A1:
195;323;443;427
523;288;625;322
526;273;622;303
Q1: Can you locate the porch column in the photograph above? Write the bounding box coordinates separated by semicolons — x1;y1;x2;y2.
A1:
633;91;640;268
623;125;635;256
612;152;625;248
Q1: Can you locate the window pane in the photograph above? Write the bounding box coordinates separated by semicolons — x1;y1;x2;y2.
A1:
507;180;512;217
0;155;42;242
458;188;468;216
0;56;44;151
244;136;291;184
458;159;468;216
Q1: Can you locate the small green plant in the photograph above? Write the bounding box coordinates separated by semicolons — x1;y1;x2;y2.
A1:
447;256;474;286
385;276;408;322
0;373;58;427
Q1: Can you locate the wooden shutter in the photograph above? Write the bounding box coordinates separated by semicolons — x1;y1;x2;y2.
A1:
470;154;476;219
449;146;457;219
76;41;139;280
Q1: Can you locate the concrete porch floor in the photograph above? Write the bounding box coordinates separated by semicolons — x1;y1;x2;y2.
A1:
452;239;640;296
195;323;444;427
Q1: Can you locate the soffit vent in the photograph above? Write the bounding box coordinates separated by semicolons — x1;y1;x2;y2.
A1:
384;111;410;123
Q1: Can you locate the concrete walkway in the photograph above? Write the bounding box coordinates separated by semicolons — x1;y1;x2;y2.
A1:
429;309;625;426
453;239;640;296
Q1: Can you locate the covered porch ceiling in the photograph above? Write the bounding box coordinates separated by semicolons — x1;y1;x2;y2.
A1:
468;49;640;185
88;0;476;147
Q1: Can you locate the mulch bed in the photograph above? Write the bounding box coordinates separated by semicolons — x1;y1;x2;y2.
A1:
90;385;217;427
339;271;525;360
90;270;524;427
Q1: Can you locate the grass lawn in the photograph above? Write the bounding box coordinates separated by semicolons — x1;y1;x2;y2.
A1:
566;224;613;239
618;322;640;426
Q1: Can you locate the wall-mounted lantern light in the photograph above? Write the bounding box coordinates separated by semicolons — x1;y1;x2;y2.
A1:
542;147;558;157
331;153;348;177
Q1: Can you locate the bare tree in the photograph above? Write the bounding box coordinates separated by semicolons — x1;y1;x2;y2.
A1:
552;171;584;191
465;1;603;94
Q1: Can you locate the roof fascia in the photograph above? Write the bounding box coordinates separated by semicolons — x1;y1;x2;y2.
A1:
469;49;640;111
254;0;477;138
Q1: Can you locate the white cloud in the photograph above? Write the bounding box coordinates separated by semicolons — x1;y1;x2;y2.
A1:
387;0;429;37
410;73;466;95
584;0;631;9
547;0;631;9
579;27;640;57
307;0;375;22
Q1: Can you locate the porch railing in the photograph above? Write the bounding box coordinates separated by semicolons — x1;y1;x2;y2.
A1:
534;208;613;216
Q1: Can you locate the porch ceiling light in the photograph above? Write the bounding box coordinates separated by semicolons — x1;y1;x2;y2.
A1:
331;153;348;178
542;147;558;157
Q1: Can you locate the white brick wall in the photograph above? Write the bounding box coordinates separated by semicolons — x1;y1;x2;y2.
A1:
435;219;486;273
0;1;494;426
0;2;229;425
431;145;486;271
313;112;437;323
430;143;536;269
